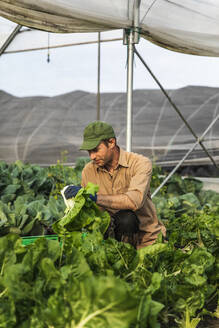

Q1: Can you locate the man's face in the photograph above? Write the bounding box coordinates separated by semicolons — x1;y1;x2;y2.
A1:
88;140;114;167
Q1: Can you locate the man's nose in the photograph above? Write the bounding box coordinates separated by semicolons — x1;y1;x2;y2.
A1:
89;151;96;160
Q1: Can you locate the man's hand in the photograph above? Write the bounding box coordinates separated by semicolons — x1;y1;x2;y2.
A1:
64;185;97;202
64;185;81;199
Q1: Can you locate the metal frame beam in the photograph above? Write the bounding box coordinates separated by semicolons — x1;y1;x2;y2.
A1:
2;37;123;55
134;45;218;168
152;113;219;198
0;24;22;56
133;46;219;196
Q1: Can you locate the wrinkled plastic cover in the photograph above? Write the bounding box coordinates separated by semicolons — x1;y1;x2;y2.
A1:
0;16;122;54
0;0;219;56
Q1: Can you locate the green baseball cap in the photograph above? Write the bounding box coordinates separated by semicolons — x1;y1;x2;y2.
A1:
80;121;115;150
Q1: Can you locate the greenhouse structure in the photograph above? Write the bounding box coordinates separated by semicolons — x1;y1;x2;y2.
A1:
0;1;218;328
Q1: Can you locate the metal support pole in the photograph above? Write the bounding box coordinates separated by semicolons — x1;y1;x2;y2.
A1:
152;113;219;198
126;30;134;151
97;32;101;121
123;0;141;151
0;24;22;56
134;46;218;168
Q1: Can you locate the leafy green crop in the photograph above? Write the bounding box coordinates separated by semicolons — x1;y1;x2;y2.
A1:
0;160;218;327
0;158;90;236
0;234;141;328
53;182;110;235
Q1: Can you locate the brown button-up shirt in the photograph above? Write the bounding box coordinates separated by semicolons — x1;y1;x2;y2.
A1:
81;148;166;248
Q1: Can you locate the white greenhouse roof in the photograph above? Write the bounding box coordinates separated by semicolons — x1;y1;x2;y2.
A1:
0;0;219;56
0;17;122;54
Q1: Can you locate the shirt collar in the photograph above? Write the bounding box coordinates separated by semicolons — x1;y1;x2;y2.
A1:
118;148;129;168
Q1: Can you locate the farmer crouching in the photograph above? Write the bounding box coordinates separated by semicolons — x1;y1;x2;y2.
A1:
64;121;166;249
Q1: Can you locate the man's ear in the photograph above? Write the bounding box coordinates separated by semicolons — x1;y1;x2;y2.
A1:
108;138;116;148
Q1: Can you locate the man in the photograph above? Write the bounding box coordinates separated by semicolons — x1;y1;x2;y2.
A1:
65;121;166;249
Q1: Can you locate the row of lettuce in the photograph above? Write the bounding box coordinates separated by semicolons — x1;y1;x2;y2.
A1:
0;159;218;328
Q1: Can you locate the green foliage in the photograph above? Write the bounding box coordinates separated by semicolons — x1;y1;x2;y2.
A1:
0;160;218;327
0;195;65;236
53;182;110;236
0;234;139;328
48;155;90;198
0;158;90;236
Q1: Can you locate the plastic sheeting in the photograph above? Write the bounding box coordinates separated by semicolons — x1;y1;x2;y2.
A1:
0;16;122;54
0;86;219;165
0;0;219;56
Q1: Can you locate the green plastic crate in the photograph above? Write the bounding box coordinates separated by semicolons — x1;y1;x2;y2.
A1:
21;234;59;246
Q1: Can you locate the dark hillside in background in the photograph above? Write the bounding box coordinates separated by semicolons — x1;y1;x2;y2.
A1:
0;86;219;175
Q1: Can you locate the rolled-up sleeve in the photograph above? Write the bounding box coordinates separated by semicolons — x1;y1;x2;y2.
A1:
125;158;152;210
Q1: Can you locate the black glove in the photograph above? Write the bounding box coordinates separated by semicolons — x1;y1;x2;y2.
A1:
64;185;97;202
89;193;97;202
64;185;81;199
